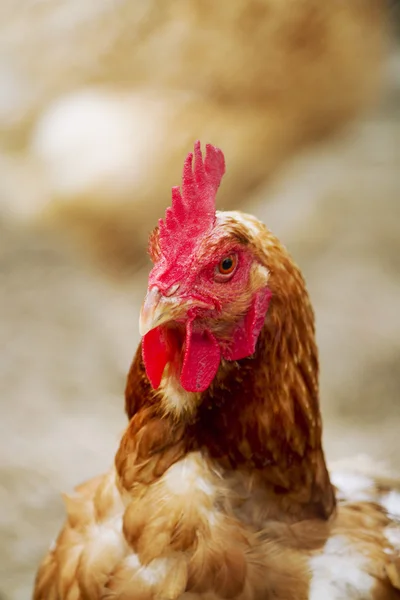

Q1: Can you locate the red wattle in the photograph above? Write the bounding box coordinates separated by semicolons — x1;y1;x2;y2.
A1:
142;327;168;389
222;287;271;361
180;320;221;393
143;288;271;392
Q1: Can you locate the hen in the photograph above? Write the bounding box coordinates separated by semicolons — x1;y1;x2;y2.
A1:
34;142;400;599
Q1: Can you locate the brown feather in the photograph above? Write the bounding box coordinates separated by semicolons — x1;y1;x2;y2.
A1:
33;212;400;600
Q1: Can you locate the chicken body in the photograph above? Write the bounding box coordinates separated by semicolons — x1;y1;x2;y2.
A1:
34;452;400;600
34;145;400;599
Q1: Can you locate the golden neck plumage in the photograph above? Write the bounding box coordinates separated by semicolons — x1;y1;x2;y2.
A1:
118;235;335;521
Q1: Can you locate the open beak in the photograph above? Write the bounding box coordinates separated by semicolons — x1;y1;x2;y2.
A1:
139;286;213;337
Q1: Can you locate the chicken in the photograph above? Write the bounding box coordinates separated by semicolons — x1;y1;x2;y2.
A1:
33;142;400;600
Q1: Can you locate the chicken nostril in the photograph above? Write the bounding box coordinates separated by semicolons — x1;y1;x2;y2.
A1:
164;283;180;297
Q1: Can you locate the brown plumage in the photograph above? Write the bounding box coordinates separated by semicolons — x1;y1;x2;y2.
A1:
33;145;400;600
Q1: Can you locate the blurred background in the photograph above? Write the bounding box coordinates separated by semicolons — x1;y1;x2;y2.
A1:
0;1;399;598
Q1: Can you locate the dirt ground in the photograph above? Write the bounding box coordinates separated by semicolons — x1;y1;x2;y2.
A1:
0;48;399;600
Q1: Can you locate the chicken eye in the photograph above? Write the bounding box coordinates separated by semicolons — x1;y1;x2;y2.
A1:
216;254;238;279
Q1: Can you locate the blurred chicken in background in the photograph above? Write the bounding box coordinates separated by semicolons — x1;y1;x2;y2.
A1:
0;0;389;273
0;1;400;600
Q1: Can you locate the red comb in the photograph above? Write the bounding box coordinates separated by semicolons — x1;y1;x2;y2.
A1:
158;141;225;260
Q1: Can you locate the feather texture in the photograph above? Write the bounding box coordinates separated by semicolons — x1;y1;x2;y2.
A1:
33;149;400;599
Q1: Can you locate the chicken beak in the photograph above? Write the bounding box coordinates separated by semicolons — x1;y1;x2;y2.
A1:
139;286;188;336
139;286;214;337
139;287;167;336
